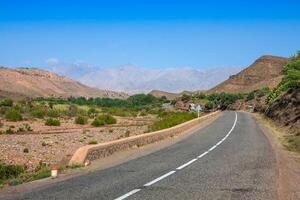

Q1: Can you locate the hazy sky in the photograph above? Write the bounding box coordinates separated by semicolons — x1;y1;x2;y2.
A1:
0;0;300;69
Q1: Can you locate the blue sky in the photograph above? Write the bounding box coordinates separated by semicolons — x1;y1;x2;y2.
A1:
0;0;300;69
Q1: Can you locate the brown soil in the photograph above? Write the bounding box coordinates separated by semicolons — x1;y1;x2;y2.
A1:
0;116;155;171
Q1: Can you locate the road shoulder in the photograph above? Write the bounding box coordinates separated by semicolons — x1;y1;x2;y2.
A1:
252;112;300;200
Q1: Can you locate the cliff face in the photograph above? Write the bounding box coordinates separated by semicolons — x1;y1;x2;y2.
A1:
0;67;128;99
208;55;289;94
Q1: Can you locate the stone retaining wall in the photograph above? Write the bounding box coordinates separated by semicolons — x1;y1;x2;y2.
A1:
69;111;220;165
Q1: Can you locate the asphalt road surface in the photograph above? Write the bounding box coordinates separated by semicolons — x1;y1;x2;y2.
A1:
4;111;277;200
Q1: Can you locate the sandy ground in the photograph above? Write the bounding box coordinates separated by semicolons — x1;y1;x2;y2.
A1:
0;116;155;170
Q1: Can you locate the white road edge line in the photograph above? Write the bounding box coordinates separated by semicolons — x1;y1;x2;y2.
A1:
144;170;176;186
114;112;238;200
114;189;141;200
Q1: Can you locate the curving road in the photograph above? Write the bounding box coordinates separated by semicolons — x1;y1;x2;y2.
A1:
4;112;277;200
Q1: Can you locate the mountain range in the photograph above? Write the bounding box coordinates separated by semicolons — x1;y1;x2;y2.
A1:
77;65;242;93
0;55;289;99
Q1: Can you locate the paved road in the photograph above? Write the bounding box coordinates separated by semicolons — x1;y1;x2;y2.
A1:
4;112;277;200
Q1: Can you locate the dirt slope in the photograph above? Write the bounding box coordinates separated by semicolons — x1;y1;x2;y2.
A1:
0;67;128;99
208;55;289;94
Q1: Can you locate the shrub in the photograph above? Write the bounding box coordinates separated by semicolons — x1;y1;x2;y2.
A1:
91;117;105;127
88;139;98;145
246;92;255;101
91;114;117;127
5;128;15;134
75;115;88;125
0;99;13;107
0;163;25;182
67;105;78;117
30;162;51;181
5;109;22;121
101;114;117;124
87;107;98;118
31;108;47;119
45;118;60;126
47;109;60;118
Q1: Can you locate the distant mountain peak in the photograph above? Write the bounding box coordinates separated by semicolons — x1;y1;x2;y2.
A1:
208;55;289;93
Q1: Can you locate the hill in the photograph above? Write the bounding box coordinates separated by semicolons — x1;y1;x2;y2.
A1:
208;55;289;94
148;90;180;100
0;67;128;99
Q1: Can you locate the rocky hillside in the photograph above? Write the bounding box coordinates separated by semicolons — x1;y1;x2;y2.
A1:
264;88;300;132
0;67;128;99
208;55;289;94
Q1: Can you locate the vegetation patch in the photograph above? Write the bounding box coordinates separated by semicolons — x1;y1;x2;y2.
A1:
0;162;51;187
88;139;98;145
91;114;117;127
75;115;88;125
268;51;300;103
5;109;23;121
150;112;197;131
45;118;60;126
285;134;300;154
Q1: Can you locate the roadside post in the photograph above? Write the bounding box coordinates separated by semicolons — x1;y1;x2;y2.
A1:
51;164;58;178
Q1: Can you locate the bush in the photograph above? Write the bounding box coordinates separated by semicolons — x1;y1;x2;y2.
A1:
88;139;98;145
45;118;60;126
0;99;13;107
47;109;60;118
246;92;255;101
101;114;117;124
5;109;23;121
0;163;25;182
31;108;47;119
87;107;98;118
91;114;117;127
91;117;105;127
75;115;88;125
67;105;78;117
